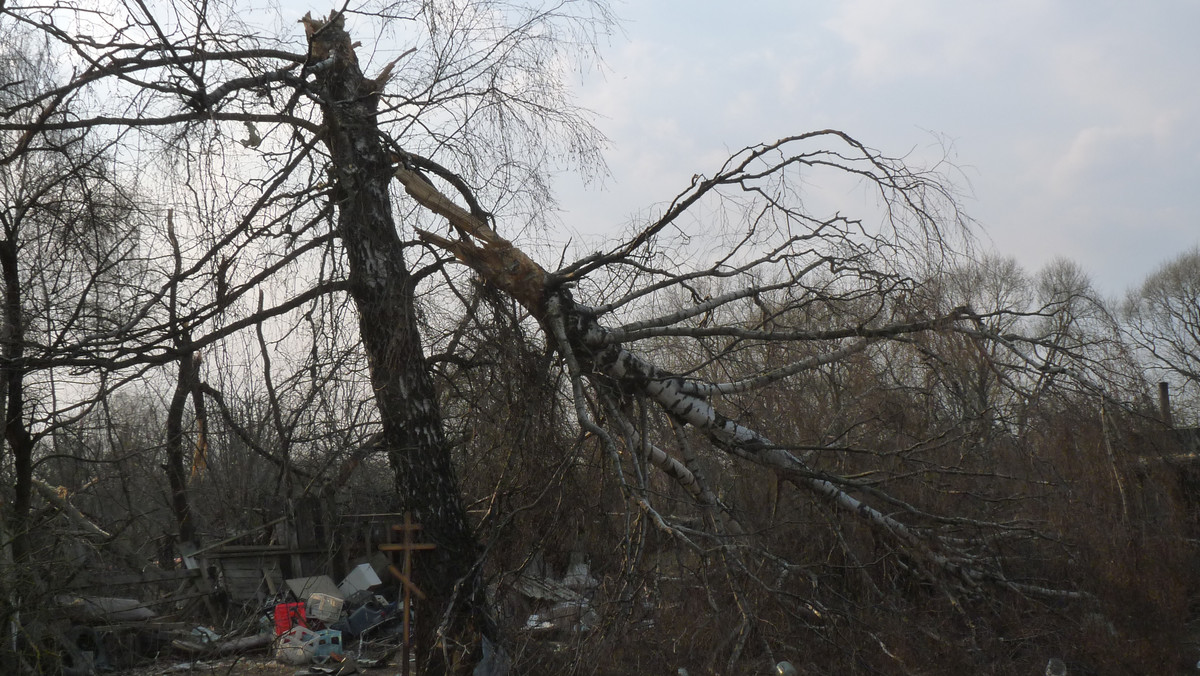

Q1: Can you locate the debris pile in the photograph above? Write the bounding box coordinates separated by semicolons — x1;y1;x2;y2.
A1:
51;564;399;673
517;552;600;637
268;566;400;668
25;499;597;673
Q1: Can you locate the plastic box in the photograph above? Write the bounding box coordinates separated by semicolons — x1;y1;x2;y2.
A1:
276;626;316;665
306;593;343;624
308;629;343;659
273;602;306;636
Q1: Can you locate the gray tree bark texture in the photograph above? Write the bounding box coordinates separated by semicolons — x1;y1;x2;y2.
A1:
303;13;490;675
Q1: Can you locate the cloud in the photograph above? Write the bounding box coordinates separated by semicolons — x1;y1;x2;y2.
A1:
553;1;1200;294
823;0;1047;82
1048;118;1176;193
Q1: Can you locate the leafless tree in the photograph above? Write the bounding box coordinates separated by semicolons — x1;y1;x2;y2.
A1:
0;2;1189;674
0;28;145;561
2;1;611;671
1125;247;1200;423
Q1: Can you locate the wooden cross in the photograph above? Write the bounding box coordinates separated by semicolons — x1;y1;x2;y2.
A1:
380;512;435;676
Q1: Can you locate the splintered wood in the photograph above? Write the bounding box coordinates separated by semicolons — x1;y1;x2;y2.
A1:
395;168;548;318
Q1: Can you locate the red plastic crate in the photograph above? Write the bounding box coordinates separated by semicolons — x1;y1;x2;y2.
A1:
273;602;307;635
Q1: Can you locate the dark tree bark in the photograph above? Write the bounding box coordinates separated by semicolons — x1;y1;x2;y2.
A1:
302;13;488;674
164;345;199;548
0;238;34;563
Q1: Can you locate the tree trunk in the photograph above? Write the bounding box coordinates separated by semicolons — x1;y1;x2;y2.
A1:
0;239;33;564
303;13;487;674
164;347;198;548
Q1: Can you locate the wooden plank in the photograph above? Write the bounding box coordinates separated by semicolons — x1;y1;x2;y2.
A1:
226;571;268;580
378;543;436;552
263;568;278;595
188;516;287;557
386;564;427;600
67;568;201;589
208;548;322;559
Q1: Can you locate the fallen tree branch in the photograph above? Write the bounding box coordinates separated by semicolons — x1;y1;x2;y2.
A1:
31;477;110;539
393;155;1081;600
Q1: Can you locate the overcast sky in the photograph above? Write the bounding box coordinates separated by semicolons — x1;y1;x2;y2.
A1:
549;1;1200;298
